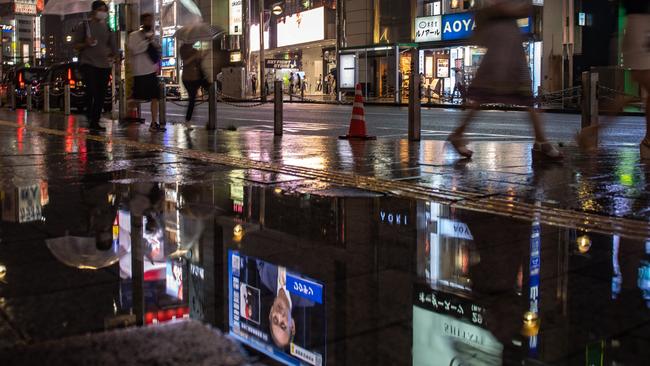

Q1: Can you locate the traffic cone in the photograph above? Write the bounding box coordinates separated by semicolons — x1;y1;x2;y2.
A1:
339;84;376;140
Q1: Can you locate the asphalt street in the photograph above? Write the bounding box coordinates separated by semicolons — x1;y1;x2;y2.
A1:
143;101;647;145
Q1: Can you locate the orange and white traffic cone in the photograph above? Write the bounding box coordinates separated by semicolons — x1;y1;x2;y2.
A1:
339;83;376;140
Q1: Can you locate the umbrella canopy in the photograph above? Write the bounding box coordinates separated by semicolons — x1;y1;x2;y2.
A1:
175;23;224;43
44;0;124;16
46;235;119;270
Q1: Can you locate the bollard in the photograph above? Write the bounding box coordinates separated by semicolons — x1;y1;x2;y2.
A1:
427;85;432;104
274;80;283;136
64;84;71;115
158;81;167;127
118;79;126;122
43;85;50;113
581;71;599;130
26;88;32;111
207;81;218;131
408;48;421;141
10;84;16;110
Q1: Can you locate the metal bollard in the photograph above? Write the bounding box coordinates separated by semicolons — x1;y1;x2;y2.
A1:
118;79;126;122
158;81;167;127
207;81;218;131
408;48;421;141
64;84;71;115
43;85;50;112
427;85;432;104
26;88;32;111
274;80;283;136
581;71;599;130
10;84;16;110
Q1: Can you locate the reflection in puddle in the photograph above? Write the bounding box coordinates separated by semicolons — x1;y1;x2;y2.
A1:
2;180;650;365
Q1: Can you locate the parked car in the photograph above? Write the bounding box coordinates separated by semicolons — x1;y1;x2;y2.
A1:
45;62;113;113
0;66;47;108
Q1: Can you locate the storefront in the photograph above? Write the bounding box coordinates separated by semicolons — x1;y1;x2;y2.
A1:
414;6;543;103
248;6;337;95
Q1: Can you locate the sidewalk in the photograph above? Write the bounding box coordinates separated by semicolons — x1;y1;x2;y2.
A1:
1;108;649;237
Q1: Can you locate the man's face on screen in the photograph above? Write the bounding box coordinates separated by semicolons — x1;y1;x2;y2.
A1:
269;288;294;347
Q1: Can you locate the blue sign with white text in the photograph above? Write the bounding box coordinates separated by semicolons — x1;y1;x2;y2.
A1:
441;12;532;41
442;12;476;41
287;273;324;304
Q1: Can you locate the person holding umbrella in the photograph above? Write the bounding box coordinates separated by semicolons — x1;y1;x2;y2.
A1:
127;13;165;133
179;42;208;131
73;1;117;131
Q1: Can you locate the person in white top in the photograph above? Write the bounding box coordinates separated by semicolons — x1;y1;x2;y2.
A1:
127;13;165;132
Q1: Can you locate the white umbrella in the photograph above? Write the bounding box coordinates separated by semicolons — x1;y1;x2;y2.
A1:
46;235;119;270
44;0;124;16
175;23;225;43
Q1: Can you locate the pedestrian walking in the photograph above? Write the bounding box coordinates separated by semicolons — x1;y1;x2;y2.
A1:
179;42;208;131
127;13;165;133
447;0;561;160
251;73;257;95
73;1;118;131
577;0;650;158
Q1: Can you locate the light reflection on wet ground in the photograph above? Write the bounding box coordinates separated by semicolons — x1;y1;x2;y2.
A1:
0;114;649;365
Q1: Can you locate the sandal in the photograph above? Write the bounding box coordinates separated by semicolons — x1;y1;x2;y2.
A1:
532;141;563;161
447;134;473;159
575;125;600;152
641;138;650;160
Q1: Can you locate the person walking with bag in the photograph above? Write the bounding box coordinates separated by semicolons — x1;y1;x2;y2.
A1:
179;42;208;131
127;13;165;133
73;1;117;131
446;0;562;161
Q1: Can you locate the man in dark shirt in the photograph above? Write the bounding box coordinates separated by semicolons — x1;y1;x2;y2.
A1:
73;1;117;131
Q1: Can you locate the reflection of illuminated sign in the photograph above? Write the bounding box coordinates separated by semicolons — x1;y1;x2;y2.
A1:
277;7;325;47
438;218;473;240
229;251;326;366
229;0;242;35
14;3;37;15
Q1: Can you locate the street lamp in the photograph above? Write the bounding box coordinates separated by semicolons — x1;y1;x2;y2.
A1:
66;35;72;42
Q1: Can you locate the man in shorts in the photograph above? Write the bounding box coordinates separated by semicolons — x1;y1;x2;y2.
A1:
127;13;165;132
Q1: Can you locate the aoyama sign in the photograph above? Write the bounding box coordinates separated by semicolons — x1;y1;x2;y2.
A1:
277;7;325;47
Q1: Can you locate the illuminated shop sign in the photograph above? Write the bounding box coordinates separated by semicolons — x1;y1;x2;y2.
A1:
277;6;325;47
14;2;37;15
339;53;355;89
415;15;442;43
229;0;242;35
416;12;533;42
265;58;300;69
161;57;176;68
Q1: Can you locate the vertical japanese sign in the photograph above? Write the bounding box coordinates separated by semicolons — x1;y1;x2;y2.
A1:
230;0;243;35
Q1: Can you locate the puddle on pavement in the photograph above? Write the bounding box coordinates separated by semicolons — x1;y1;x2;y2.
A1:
1;178;649;366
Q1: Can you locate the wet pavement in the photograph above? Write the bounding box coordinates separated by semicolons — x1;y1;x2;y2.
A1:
0;108;650;365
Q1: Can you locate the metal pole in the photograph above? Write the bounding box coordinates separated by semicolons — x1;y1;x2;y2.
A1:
43;85;50;112
207;81;218;131
158;81;166;127
580;71;599;130
10;84;16;110
427;85;432;104
26;87;32;111
259;0;266;103
395;45;400;104
118;79;126;121
274;80;283;136
64;84;71;115
408;48;421;142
